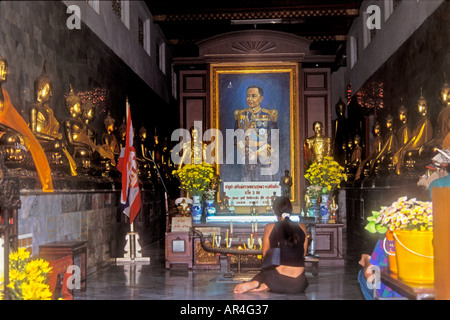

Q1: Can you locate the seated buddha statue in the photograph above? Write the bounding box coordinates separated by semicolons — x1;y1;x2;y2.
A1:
63;85;92;170
117;117;127;151
102;111;120;163
0;57;27;164
81;98;115;168
396;102;411;150
421;76;450;151
64;86;114;173
438;79;450;149
29;63;77;176
356;123;383;180
437;75;450;148
392;91;433;175
371;114;399;175
136;125;152;181
0;56;53;191
332;98;348;166
151;128;162;165
346;135;362;181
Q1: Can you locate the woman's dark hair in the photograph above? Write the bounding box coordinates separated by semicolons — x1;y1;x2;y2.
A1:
273;196;300;247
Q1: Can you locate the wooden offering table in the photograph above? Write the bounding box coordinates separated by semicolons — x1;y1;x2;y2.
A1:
39;241;87;293
194;214;320;275
375;269;434;300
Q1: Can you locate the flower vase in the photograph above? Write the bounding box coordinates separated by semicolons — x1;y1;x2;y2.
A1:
191;195;203;223
308;198;320;220
205;199;216;217
320;194;330;223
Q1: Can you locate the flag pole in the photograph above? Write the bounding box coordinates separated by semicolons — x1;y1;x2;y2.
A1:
115;97;149;264
126;97;135;234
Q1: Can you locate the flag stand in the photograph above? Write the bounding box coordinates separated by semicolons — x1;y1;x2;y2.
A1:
115;222;150;264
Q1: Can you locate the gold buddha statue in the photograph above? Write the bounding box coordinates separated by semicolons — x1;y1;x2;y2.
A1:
29;63;77;176
437;75;450;148
346;135;362;180
392;90;433;175
304;121;332;168
136;125;152;180
64;85;114;172
81;99;96;143
356;123;383;180
332;98;348;165
151;128;162;164
118;117;127;150
179;126;207;168
102;111;120;161
0;56;53;192
63;85;92;169
280;169;292;198
161;136;172;168
82;99;115;167
0;57;27;163
396;101;411;149
371;114;399;175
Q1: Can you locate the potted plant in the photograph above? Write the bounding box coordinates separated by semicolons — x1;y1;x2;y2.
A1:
173;162;217;222
305;156;347;222
365;196;434;284
305;156;347;195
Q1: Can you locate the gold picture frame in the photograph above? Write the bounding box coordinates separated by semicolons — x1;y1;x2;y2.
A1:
209;63;301;211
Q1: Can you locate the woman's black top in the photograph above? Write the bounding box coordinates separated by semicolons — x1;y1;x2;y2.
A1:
269;221;306;267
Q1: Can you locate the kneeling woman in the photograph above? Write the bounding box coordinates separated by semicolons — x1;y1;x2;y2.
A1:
234;196;309;294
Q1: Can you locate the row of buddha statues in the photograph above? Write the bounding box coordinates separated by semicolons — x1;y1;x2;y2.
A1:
305;76;450;186
0;57;174;191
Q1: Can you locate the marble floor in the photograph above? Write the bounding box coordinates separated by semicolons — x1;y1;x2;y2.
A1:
74;230;368;301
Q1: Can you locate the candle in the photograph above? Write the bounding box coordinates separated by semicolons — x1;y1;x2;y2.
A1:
226;229;229;247
255;221;258;239
251;233;253;249
212;233;215;247
230;221;233;238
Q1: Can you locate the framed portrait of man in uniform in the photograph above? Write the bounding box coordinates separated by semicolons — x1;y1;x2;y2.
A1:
210;63;300;211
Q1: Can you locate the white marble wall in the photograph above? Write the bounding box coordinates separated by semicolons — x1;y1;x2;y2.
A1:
18;191;123;274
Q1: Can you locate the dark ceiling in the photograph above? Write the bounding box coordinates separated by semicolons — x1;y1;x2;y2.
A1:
145;0;363;66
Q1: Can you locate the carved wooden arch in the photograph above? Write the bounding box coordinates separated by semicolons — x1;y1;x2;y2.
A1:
197;30;311;62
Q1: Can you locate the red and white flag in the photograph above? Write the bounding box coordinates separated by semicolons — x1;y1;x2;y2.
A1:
117;100;141;224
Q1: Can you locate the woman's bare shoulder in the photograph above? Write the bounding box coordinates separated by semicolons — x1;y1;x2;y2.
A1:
265;223;275;231
297;223;307;233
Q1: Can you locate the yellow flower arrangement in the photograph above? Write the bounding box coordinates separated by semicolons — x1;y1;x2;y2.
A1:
172;162;217;197
305;156;347;194
6;247;53;300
